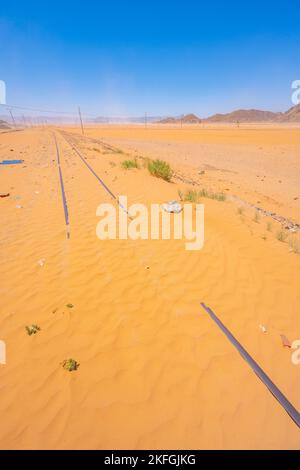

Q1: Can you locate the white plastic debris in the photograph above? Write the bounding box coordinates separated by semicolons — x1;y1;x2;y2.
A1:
161;200;182;214
38;258;46;267
259;324;267;334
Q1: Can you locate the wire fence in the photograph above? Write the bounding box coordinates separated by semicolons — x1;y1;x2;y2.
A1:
0;102;166;128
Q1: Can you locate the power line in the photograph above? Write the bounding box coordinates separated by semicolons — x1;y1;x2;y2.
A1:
0;102;95;117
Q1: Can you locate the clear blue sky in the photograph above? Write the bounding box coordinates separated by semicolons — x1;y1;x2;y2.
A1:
0;0;299;117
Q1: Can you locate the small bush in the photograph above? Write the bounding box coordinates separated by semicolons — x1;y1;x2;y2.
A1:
198;189;226;201
26;324;40;336
289;238;300;254
276;229;288;242
121;159;139;170
181;188;226;203
253;211;260;223
266;221;272;232
148;159;172;181
62;358;79;372
237;206;244;215
177;189;184;201
185;190;199;202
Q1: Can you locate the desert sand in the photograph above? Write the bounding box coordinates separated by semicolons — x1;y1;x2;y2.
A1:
0;124;299;449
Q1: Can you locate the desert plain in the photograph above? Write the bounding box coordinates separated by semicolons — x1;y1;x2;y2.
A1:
0;123;299;449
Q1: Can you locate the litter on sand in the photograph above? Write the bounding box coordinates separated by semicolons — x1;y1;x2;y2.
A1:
161;200;182;214
259;324;267;333
0;160;24;165
37;258;45;267
0;193;10;198
280;334;291;348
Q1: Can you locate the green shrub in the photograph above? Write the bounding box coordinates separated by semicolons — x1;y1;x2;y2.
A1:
198;189;226;201
121;158;139;169
148;159;172;181
62;358;79;372
185;190;199;202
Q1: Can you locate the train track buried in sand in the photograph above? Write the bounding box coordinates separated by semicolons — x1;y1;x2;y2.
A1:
53;133;70;239
58;130;131;217
201;303;300;429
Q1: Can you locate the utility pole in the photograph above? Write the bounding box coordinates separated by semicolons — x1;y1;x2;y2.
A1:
145;112;147;129
8;108;16;128
22;115;27;128
78;106;84;135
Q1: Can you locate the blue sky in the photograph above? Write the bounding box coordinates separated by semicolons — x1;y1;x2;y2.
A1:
0;1;299;117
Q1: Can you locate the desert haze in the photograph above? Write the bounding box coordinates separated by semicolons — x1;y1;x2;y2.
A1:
0;123;299;449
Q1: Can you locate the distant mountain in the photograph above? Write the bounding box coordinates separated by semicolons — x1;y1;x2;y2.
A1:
158;113;201;124
203;109;281;123
157;105;300;124
0;119;10;129
281;104;300;122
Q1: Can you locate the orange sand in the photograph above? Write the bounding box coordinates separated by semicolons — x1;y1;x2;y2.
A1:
0;126;299;449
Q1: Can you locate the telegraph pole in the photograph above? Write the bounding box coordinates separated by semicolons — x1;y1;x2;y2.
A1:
8;108;16;128
78;106;84;135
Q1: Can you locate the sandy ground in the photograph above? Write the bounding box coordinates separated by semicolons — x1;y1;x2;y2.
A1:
0;125;299;449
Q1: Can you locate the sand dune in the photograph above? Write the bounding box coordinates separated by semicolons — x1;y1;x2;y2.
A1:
0;126;299;449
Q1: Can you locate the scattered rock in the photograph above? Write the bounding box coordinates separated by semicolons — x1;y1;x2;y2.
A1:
66;303;74;308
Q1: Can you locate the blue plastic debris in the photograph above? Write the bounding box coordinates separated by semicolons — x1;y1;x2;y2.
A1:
0;160;24;165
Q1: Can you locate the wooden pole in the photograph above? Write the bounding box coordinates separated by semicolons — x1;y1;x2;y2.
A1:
8;108;16;128
78;106;84;135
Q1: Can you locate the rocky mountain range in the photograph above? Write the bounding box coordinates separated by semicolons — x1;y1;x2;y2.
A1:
158;104;300;123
